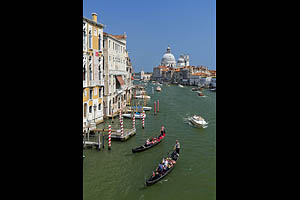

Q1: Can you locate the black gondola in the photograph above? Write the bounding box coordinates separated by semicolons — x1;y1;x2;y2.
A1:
132;137;163;153
146;150;179;186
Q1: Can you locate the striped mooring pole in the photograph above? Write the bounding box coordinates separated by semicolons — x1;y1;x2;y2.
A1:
108;125;111;150
133;114;135;129
121;117;124;136
142;110;145;129
154;101;156;115
157;100;159;112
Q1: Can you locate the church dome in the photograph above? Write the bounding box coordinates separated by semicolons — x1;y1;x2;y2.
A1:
161;46;176;67
177;57;185;63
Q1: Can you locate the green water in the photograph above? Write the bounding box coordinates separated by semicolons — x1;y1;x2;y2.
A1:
83;83;216;200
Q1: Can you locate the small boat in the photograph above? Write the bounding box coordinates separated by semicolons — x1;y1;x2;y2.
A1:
210;88;216;92
131;106;152;111
156;86;161;92
178;84;184;88
122;112;146;119
189;115;207;127
198;92;205;96
83;155;86;158
132;136;164;153
146;150;180;186
135;95;151;99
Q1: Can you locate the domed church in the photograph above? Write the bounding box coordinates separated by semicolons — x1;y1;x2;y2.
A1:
161;46;177;68
160;46;190;68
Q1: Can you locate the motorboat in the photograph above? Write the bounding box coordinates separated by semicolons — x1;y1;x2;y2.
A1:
122;112;146;119
178;84;184;88
189;115;208;127
197;92;205;96
210;88;216;92
135;95;151;99
156;86;161;92
130;106;152;111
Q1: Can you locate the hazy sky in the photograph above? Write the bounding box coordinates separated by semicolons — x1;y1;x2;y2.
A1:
83;0;216;72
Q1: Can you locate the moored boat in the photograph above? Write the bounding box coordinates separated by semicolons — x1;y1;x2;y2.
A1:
122;112;146;119
178;84;184;88
130;106;152;111
146;150;179;186
156;86;161;92
135;95;151;99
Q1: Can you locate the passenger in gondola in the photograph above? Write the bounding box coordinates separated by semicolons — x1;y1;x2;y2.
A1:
145;139;151;147
152;171;156;177
158;162;164;174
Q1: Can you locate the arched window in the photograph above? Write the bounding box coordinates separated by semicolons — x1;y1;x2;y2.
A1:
83;64;86;81
83;29;86;50
89;106;92;113
98;103;101;110
89;64;92;81
88;30;92;49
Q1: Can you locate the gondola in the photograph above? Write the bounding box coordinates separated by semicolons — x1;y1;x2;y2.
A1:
132;136;164;153
146;150;179;186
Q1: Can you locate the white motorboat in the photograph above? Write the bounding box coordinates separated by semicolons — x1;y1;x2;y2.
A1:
156;86;161;92
131;106;152;111
189;115;208;127
135;95;151;99
178;84;184;88
122;112;146;119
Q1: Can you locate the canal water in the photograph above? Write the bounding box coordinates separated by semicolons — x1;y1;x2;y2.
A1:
83;83;216;200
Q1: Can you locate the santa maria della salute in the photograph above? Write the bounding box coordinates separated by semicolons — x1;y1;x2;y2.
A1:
160;46;189;68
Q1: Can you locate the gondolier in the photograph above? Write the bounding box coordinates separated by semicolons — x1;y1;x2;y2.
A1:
174;140;180;154
158;125;166;138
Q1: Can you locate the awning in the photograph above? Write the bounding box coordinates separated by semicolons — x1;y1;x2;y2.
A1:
116;75;125;86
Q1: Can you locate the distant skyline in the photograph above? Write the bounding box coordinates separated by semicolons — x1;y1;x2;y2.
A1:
83;0;216;72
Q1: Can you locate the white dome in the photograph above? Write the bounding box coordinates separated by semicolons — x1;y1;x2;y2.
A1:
177;57;185;63
161;46;176;66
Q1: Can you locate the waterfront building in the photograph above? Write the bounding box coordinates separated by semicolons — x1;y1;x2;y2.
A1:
103;32;134;117
83;13;105;128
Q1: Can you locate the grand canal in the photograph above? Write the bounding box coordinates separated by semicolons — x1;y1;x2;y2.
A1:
83;83;216;200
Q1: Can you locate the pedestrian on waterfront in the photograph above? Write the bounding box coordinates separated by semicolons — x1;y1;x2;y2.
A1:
174;140;180;154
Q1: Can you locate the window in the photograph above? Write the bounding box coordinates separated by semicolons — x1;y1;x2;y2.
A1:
89;65;92;81
98;33;101;51
99;88;101;97
83;30;86;50
89;88;93;99
88;30;92;49
89;106;92;113
98;103;101;110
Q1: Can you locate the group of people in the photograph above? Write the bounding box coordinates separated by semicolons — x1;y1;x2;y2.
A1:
153;156;176;177
144;125;166;147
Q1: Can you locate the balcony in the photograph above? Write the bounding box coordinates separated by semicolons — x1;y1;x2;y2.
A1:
83;81;87;88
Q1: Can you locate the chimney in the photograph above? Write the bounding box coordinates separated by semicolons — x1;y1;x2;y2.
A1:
91;13;98;23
